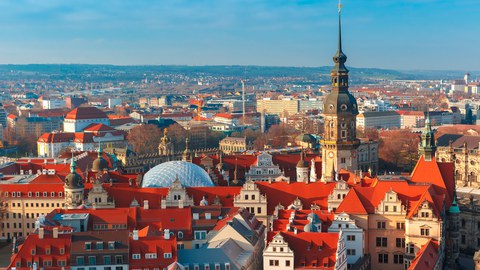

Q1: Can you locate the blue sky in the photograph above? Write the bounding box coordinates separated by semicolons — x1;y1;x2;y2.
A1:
0;0;478;70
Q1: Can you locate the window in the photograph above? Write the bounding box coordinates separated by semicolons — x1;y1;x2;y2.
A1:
421;228;430;236
132;254;141;259
347;235;356;241
205;264;210;270
108;241;115;250
347;249;356;255
340;157;346;163
88;256;96;265
406;243;415;254
60;248;64;255
43;192;47;197
145;253;157;259
461;219;466;228
103;256;111;265
77;256;85;266
97;242;103;250
461;234;466;244
396;238;405;248
385;206;389;212
225;263;230;270
164;253;172;259
394;254;404;264
285;260;290;267
51;192;55;197
421;212;430;218
85;242;91;251
377;221;386;229
269;260;279;266
194;231;207;240
378;253;388;264
376;237;387;247
396;222;405;230
178;231;184;239
115;256;123;264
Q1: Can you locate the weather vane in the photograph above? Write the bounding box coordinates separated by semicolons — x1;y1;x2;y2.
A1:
338;0;343;13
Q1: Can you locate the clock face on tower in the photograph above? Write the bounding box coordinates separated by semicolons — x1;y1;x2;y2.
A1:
328;151;334;158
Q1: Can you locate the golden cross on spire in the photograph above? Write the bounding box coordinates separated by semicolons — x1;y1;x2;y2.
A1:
338;0;343;13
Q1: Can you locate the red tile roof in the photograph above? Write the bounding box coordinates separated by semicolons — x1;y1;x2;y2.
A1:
65;107;108;120
271;231;339;269
9;233;71;270
410;156;454;208
83;123;117;132
129;236;177;269
409;239;439;270
256;182;336;214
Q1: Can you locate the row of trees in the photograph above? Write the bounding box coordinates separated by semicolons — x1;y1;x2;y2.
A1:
127;123;227;155
361;128;420;172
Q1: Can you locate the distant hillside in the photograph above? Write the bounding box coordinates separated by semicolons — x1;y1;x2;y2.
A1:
0;64;475;82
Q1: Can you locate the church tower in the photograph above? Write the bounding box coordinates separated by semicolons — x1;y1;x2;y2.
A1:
418;113;437;161
321;3;360;182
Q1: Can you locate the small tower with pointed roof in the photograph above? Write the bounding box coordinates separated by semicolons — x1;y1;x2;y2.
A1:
446;180;461;268
92;142;109;173
64;154;84;209
296;150;309;183
419;112;437;161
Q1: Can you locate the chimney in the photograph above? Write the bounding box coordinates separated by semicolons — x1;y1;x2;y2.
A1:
39;228;44;239
53;227;58;239
164;229;170;240
133;230;139;240
161;199;166;209
143;200;149;210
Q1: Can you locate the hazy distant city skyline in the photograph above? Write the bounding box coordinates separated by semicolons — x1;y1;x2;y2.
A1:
0;0;478;70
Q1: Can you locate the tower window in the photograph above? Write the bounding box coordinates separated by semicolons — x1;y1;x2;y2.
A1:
341;130;346;138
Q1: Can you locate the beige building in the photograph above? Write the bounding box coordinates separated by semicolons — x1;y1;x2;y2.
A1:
398;111;425;129
356;111;400;130
219;137;252;154
256;99;299;117
436;134;480;188
0;173;65;240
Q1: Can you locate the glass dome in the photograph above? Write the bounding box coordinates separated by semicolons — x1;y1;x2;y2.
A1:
142;161;214;188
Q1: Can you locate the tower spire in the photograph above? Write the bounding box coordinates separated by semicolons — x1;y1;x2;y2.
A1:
70;152;76;173
338;0;343;53
333;0;348;74
419;110;437;161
